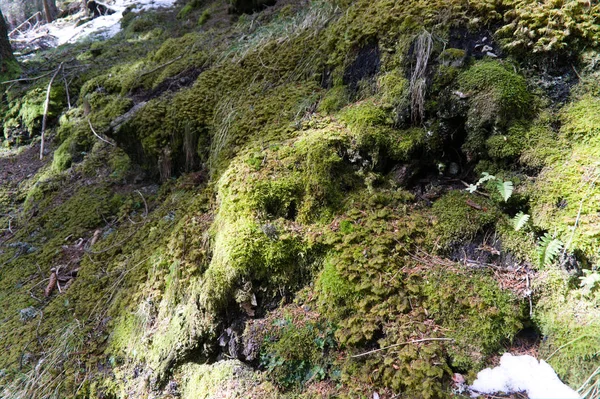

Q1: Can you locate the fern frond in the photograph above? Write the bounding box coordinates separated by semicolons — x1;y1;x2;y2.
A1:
496;180;514;202
537;233;563;267
512;212;530;231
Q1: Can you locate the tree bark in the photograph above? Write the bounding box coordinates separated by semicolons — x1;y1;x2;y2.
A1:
42;0;59;23
0;9;18;80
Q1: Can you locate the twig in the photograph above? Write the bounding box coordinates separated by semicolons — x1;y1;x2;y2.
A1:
88;119;116;146
138;54;184;79
546;334;591;361
40;63;63;160
63;74;71;109
350;338;454;358
563;173;598;256
137;43;197;80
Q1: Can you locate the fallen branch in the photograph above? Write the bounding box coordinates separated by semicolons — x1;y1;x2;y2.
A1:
88;119;116;146
138;54;184;79
40;63;63;160
350;337;454;358
0;70;54;85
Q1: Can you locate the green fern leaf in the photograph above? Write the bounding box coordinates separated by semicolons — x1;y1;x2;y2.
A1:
496;180;514;202
512;212;530;231
477;172;496;185
537;233;563;267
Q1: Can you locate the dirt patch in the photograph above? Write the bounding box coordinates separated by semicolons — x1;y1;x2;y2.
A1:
0;142;50;187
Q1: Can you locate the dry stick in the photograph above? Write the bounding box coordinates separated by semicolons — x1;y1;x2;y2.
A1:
0;70;54;85
63;73;71;109
40;63;63;160
138;54;184;79
563;173;599;256
87;119;116;146
350;338;454;358
545;334;591;361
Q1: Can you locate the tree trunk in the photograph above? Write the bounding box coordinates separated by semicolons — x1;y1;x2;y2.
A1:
42;0;59;23
0;10;18;81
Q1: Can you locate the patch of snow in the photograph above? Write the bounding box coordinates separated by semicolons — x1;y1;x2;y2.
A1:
15;0;178;48
470;353;581;399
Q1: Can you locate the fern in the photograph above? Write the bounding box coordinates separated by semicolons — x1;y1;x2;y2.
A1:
465;172;514;202
580;270;600;297
495;180;514;202
537;233;563;267
512;212;530;231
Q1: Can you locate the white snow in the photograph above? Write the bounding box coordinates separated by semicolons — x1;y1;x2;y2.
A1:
14;0;178;48
470;353;581;399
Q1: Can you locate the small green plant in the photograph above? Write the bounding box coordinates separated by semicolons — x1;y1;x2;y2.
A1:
198;10;211;26
466;172;514;202
579;270;600;298
511;211;530;231
537;232;563;267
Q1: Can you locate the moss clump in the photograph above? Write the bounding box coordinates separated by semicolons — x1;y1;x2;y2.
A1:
178;360;279;399
560;94;600;140
430;190;500;250
318;86;349;114
421;267;524;370
259;309;337;389
340;100;425;164
457;60;532;158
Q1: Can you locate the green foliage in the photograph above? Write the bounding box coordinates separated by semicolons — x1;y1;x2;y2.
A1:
260;317;337;389
579;270;600;298
496;180;514;202
198;9;211;26
537;232;563;267
511;211;530;231
466;172;514;202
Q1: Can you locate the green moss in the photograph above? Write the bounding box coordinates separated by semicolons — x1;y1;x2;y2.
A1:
318;86;349;114
178;360;279;399
529;136;600;260
438;48;466;66
457;60;533;158
261;315;337;389
377;69;408;111
421;266;524;370
430;190;500;250
178;0;202;20
561;94;600;140
52;135;77;171
497;0;600;55
535;268;600;387
198;9;211;26
340;100;424;164
316;258;357;309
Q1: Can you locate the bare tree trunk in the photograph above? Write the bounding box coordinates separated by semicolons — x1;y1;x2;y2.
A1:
0;10;18;81
42;0;59;23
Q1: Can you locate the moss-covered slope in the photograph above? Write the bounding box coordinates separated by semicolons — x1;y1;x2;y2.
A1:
1;0;599;398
